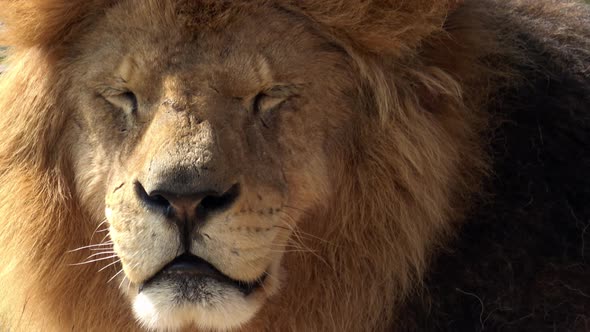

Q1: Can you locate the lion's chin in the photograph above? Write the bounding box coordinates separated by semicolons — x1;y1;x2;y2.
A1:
131;254;267;331
133;287;263;331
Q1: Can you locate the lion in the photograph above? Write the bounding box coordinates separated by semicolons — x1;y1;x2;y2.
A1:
0;0;588;331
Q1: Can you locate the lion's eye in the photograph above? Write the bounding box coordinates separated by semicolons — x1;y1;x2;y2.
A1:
103;91;138;115
253;85;296;114
253;93;286;114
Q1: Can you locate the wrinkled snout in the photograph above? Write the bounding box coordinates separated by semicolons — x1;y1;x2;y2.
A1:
132;107;241;246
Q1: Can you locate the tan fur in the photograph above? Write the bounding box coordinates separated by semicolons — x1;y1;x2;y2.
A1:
0;0;499;331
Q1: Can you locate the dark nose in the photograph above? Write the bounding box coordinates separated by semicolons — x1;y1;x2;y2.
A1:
135;180;240;223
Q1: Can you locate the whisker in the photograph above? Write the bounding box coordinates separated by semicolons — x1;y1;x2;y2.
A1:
67;242;113;253
100;233;111;244
90;218;109;241
266;249;319;254
90;245;114;251
276;216;334;271
247;242;318;252
70;255;119;266
277;210;335;245
282;205;315;218
98;259;121;273
276;218;310;248
84;251;116;260
118;275;129;290
272;224;322;242
107;268;125;283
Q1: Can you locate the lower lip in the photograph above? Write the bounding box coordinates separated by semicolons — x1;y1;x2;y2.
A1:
139;254;266;295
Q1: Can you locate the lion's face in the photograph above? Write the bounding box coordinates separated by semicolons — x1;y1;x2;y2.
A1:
67;2;355;330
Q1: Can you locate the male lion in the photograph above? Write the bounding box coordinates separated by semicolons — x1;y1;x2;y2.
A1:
0;0;588;331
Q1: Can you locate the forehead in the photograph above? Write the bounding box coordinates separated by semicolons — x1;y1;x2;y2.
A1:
79;1;343;90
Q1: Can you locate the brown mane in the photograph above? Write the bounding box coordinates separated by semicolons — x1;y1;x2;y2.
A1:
0;1;494;330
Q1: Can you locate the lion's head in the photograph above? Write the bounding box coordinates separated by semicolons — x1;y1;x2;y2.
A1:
71;2;356;329
0;1;483;331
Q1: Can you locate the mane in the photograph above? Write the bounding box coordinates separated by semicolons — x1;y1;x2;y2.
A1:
0;1;493;330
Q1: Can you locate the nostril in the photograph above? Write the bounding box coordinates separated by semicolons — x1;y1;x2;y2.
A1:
148;194;169;206
135;180;240;220
135;181;171;211
199;183;241;214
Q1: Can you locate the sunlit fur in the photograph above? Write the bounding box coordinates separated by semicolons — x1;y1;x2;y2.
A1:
1;0;586;331
133;285;260;331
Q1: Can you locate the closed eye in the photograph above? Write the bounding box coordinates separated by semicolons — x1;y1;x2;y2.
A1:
103;91;138;115
253;93;287;114
252;85;298;114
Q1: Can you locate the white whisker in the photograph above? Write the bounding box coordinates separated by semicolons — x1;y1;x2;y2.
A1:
90;246;113;251
67;242;113;253
90;219;109;241
98;259;121;272
107;268;125;283
84;251;116;260
119;275;130;290
70;255;119;266
100;232;112;243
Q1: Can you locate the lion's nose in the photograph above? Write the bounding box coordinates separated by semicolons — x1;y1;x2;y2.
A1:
134;181;240;223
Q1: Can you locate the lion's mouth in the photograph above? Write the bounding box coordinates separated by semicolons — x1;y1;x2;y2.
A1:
139;254;266;296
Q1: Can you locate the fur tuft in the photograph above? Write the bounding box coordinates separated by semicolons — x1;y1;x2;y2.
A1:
0;0;117;49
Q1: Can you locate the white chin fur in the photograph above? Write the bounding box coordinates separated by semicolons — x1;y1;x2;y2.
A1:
133;281;262;331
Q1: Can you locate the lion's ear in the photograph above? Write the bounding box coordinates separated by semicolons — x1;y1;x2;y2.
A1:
0;0;115;49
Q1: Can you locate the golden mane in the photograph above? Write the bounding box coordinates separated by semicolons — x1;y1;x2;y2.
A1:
0;1;491;330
